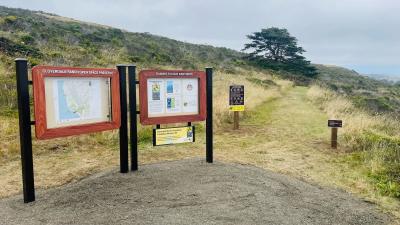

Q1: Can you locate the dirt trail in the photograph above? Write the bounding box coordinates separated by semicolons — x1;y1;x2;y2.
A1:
0;159;390;225
216;87;365;191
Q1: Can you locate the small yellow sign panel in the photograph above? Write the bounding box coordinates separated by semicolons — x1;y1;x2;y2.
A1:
154;126;194;146
229;105;245;111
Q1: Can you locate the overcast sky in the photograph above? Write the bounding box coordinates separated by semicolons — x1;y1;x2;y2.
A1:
1;0;399;75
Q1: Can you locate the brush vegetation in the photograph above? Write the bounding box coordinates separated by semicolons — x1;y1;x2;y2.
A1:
315;64;400;114
308;85;400;198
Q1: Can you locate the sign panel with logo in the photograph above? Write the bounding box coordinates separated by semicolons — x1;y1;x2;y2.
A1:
153;126;195;146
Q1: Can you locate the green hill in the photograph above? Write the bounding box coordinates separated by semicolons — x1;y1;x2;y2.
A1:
0;6;246;114
1;5;400;116
315;64;400;113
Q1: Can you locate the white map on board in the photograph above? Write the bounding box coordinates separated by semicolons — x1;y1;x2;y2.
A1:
53;78;103;124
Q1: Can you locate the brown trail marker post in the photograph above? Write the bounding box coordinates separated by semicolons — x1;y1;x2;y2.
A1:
233;111;239;129
229;85;244;130
328;120;342;149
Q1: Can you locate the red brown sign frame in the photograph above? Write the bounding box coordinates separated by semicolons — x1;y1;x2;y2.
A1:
32;66;121;139
139;70;207;125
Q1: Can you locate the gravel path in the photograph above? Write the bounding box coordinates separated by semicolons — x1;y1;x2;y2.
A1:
0;159;390;225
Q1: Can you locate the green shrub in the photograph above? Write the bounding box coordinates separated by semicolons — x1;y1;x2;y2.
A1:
246;77;277;88
20;35;35;45
4;15;17;23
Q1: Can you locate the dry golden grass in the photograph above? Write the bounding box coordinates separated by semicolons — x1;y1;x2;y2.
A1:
307;85;400;149
307;85;400;220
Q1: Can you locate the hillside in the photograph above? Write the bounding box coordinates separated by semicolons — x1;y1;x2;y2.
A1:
0;6;246;114
315;64;400;113
2;6;400;115
364;74;400;83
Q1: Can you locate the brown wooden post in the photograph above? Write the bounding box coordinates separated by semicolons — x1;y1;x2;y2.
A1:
331;127;338;149
233;111;239;130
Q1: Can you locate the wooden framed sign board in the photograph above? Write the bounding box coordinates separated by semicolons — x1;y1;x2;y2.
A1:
139;70;207;125
32;66;121;139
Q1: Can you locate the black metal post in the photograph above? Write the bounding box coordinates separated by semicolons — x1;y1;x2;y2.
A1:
117;65;129;173
16;58;35;203
128;65;138;171
206;68;213;163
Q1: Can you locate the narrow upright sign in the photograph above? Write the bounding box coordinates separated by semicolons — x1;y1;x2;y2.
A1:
229;85;244;111
328;119;343;149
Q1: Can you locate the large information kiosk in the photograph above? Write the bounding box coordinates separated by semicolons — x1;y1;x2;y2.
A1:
15;59;213;203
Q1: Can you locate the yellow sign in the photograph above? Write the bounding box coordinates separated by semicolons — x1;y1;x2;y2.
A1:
154;126;194;146
229;105;245;111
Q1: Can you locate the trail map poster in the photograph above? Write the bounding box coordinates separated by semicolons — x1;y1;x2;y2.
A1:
32;66;121;139
44;77;111;128
147;78;199;117
139;70;207;125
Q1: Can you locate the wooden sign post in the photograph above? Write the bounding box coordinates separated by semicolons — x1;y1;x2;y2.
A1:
328;120;342;149
233;111;239;130
229;85;244;130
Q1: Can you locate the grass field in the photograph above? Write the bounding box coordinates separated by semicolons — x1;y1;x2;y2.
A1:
215;86;400;222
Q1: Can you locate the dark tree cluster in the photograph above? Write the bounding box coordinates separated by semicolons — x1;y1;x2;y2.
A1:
243;27;317;78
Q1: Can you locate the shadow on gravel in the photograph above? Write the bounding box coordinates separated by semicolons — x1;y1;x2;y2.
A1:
0;159;390;225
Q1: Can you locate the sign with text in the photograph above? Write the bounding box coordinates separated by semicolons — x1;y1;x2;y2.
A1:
229;85;244;111
139;70;207;125
153;126;195;146
32;66;121;139
328;120;342;128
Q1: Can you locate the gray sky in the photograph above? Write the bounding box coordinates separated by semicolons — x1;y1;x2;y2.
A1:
1;0;399;75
